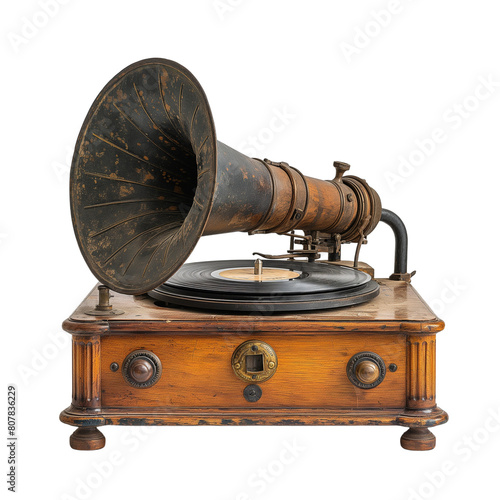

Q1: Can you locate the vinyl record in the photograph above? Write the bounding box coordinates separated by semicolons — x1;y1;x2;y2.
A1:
149;260;380;312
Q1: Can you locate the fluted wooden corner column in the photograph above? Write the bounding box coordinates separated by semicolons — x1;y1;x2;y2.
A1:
69;335;105;450
401;334;437;450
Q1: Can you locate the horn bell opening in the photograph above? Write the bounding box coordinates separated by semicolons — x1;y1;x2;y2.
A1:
70;59;217;294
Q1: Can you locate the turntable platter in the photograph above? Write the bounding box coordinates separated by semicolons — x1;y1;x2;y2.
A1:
148;260;380;312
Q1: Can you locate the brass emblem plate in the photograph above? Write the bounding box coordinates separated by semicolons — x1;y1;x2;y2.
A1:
231;340;278;383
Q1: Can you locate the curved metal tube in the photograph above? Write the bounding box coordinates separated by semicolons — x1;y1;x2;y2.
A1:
380;209;408;277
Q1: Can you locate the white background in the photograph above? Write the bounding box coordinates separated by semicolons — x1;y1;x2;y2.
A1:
2;1;500;499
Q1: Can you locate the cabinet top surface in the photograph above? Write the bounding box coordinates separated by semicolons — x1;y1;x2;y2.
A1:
66;280;444;334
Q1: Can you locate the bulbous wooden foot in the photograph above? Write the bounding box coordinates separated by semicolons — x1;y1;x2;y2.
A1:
401;427;436;451
70;426;106;450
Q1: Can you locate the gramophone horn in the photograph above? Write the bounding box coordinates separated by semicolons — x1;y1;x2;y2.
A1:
71;59;218;294
70;59;381;294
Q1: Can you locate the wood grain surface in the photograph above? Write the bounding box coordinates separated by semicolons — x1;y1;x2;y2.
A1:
100;333;406;409
65;280;444;335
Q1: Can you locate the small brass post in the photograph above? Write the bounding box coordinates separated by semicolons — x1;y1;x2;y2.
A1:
95;285;113;311
254;259;263;276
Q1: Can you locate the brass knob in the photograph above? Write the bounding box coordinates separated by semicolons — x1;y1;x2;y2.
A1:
346;352;386;389
122;350;162;388
128;357;155;384
333;161;350;184
355;359;380;385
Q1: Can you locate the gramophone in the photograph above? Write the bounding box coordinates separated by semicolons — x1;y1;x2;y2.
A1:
60;58;448;451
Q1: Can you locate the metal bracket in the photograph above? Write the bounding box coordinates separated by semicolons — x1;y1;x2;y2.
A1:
353;216;371;269
389;270;416;283
253;230;320;262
